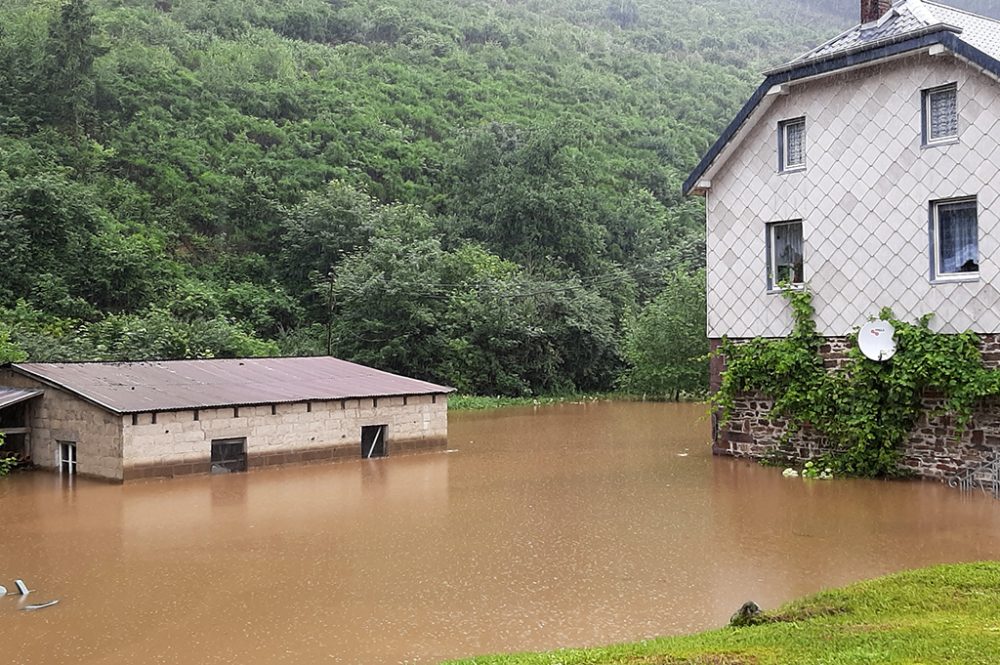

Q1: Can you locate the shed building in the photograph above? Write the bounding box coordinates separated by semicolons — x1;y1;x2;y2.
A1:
0;357;452;481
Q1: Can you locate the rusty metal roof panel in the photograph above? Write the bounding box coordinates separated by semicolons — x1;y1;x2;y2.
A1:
11;357;454;414
0;387;43;410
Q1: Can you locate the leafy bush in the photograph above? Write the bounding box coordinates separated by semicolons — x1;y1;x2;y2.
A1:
713;288;1000;477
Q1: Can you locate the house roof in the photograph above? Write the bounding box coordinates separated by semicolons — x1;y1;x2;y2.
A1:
0;387;43;411
683;0;1000;195
8;357;453;415
781;0;1000;69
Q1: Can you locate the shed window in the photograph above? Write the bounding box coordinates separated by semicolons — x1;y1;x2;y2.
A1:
211;438;247;474
923;83;958;144
766;221;804;290
779;117;805;171
931;197;978;279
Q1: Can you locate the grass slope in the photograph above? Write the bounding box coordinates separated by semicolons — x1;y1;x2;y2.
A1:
443;562;1000;664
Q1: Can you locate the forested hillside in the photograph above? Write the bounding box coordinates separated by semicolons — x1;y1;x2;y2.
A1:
0;0;913;395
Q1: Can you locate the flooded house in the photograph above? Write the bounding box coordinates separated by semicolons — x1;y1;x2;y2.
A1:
685;0;1000;477
0;356;451;481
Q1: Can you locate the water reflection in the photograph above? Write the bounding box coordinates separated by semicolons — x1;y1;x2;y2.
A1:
3;401;1000;665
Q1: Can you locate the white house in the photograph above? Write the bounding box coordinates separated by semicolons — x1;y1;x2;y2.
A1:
686;0;1000;475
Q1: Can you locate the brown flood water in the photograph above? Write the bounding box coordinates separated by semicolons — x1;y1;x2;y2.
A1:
4;401;1000;664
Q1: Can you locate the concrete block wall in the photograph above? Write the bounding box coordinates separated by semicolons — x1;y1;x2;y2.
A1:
122;394;449;480
0;371;123;480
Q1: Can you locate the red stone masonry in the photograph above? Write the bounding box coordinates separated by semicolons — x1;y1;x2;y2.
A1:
710;333;1000;481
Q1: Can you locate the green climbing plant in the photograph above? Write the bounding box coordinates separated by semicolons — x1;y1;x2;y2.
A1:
0;433;17;477
712;287;1000;477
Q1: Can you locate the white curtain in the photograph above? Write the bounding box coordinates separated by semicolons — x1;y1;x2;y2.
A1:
774;223;803;283
939;201;977;274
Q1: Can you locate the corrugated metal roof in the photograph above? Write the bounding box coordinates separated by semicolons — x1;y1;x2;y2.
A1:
784;0;1000;67
11;357;453;415
0;387;43;411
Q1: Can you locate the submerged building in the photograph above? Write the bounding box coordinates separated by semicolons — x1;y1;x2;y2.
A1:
0;357;451;481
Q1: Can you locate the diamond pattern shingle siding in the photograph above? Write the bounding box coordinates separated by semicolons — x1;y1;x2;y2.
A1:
707;54;1000;339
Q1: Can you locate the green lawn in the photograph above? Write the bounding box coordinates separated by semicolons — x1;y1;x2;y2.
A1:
442;562;1000;664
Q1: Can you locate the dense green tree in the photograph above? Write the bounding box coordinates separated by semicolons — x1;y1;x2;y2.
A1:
0;0;897;393
620;269;708;399
40;0;106;130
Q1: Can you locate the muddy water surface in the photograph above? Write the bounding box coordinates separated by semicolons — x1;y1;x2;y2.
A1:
4;402;1000;664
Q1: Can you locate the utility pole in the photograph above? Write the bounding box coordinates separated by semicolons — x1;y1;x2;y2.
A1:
325;269;335;357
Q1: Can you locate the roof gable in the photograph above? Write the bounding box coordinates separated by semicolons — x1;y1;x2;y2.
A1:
10;357;453;414
683;1;1000;196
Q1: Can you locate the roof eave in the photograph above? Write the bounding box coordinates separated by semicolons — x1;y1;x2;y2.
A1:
9;364;125;415
113;389;456;415
764;23;963;76
682;29;990;196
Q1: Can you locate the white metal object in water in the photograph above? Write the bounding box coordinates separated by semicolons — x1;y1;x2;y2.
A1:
366;428;382;459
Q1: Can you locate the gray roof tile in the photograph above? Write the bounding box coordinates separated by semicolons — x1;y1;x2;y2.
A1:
786;0;1000;66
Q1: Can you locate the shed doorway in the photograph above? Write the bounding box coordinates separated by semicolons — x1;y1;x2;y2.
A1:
211;438;247;473
59;441;77;475
361;425;387;459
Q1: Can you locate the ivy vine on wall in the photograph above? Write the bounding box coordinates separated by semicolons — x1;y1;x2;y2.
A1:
711;287;1000;477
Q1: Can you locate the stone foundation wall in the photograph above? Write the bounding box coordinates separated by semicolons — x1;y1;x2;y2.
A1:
121;394;448;480
709;334;1000;480
0;371;124;480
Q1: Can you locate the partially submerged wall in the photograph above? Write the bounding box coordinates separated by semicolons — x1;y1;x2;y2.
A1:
0;370;123;480
122;394;448;480
710;335;1000;481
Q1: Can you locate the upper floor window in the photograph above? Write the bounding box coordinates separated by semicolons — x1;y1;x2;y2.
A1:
922;83;958;145
767;220;804;290
778;117;806;172
931;197;978;280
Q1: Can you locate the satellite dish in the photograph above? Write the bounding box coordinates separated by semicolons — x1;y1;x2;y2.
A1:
858;320;896;361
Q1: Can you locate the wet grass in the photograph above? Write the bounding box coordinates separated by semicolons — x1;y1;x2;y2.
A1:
447;393;620;411
447;393;704;411
442;562;1000;665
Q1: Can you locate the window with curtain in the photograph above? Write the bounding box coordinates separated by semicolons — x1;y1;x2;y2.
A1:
923;83;958;144
767;220;804;289
779;118;806;171
934;198;978;278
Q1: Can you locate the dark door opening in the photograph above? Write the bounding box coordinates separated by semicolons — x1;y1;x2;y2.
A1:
361;425;387;459
211;438;247;473
59;441;77;475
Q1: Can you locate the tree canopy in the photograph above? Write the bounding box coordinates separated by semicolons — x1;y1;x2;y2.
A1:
0;0;870;395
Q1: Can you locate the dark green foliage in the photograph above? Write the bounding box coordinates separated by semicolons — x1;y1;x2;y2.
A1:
0;433;16;476
713;289;1000;477
0;0;856;391
620;269;708;399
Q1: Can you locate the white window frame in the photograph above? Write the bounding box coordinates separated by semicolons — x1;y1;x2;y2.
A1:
930;196;979;282
922;83;958;146
778;117;806;172
766;220;805;291
58;441;77;476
